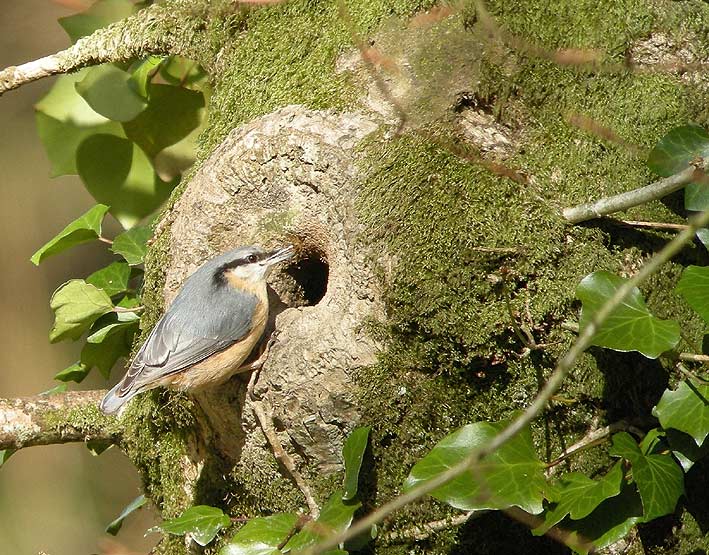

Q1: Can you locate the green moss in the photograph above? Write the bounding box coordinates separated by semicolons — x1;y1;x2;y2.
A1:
199;0;438;155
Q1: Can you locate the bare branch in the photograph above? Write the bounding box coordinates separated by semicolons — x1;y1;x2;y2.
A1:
562;162;707;223
0;390;119;450
0;1;212;96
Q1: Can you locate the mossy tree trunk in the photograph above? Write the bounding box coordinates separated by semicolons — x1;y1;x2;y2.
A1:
5;1;709;553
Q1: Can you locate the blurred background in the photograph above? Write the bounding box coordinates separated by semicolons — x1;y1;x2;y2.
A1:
0;1;158;553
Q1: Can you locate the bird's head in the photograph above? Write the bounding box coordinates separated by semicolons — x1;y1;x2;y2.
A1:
214;245;295;287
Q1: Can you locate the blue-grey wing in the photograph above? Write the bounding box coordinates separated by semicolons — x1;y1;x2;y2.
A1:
114;290;258;398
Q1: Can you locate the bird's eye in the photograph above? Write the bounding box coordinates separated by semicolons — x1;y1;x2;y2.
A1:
247;254;258;263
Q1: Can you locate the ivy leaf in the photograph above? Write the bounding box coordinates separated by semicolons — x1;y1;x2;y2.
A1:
665;429;709;472
160;56;207;87
676;265;709;325
58;0;137;43
87;262;131;297
284;491;360;551
49;280;114;343
30;204;110;266
610;432;684;521
576;271;680;359
106;494;147;536
87;314;139;343
35;70;111;127
647;125;709;211
54;362;90;383
533;463;623;535
75;65;147;122
154;505;231;547
40;383;68;395
111;226;152;264
35;112;123;177
220;513;298;555
653;380;709;447
128;56;165;99
342;426;370;501
81;319;137;378
123;84;205;157
404;419;546;514
566;482;644;554
77;134;177;229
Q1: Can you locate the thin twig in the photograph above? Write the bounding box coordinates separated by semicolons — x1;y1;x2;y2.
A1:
98;236;114;245
562;162;707;223
0;3;208;96
247;371;320;518
617;220;689;231
295;208;709;555
384;511;477;543
546;420;640;470
678;353;709;364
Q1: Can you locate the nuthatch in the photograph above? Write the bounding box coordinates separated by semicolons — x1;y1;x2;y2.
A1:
100;245;295;415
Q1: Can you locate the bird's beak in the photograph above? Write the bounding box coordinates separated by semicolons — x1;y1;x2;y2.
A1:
262;245;295;267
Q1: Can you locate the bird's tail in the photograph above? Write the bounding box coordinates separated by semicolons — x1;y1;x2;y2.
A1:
99;382;140;415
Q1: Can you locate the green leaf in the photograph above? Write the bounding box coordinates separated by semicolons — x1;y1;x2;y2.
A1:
404;419;546;514
35;112;123;177
533;463;623;535
58;0;137;43
76;134;177;229
54;362;91;383
0;450;15;468
566;482;644;554
40;383;68;395
648;124;709;177
49;280;114;343
87;261;132;297
676;265;709;325
30;204;110;265
653;380;709;447
111;226;152;264
123;84;205;157
665;428;709;472
696;228;709;250
609;432;684;521
647;125;709;211
82;319;137;378
75;65;147;122
106;494;147;536
284;491;361;551
154;505;231;547
342;426;370;501
160;56;207;87
35;70;111;126
128;57;164;98
87;314;140;343
576;271;680;359
220;513;298;555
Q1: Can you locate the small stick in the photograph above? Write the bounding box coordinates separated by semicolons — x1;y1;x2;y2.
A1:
562;162;707;224
247;371;320;518
384;511;477;543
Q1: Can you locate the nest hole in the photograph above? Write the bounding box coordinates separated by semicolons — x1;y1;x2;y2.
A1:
285;254;329;306
274;236;329;307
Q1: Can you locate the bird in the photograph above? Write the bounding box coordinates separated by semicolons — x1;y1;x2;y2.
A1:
100;244;295;415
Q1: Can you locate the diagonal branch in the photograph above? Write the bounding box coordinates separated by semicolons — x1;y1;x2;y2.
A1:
0;390;119;450
0;0;213;96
